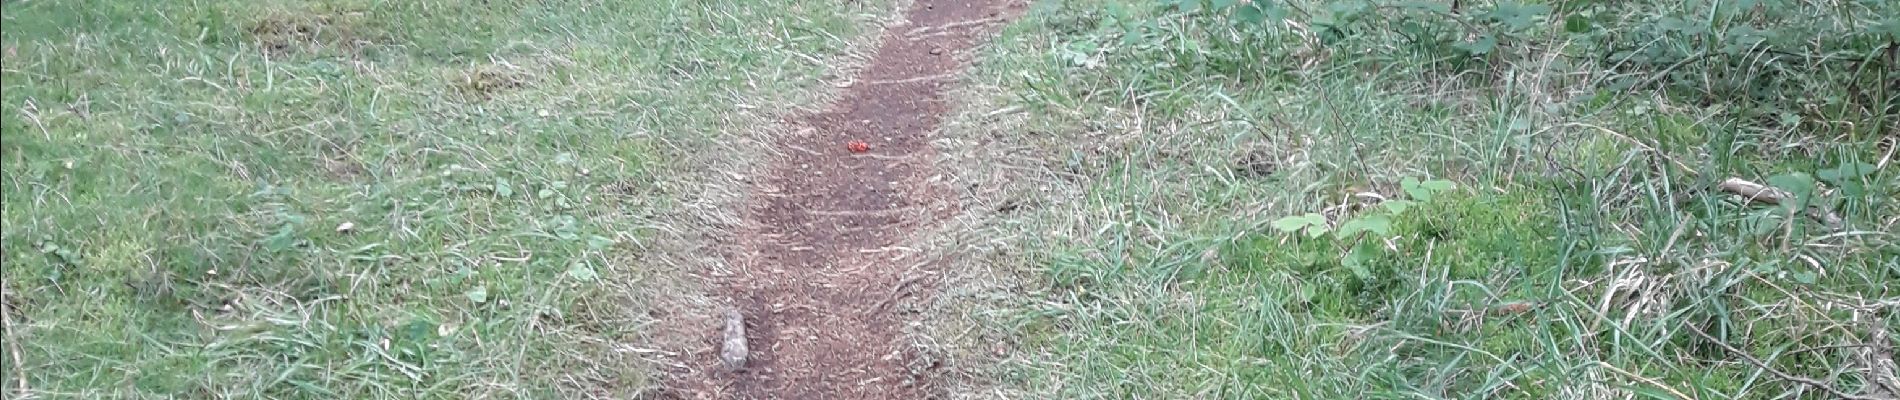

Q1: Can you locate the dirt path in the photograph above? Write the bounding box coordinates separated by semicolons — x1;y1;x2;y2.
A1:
668;1;1017;398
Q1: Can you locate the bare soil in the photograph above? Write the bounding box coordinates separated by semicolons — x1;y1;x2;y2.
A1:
666;1;1019;398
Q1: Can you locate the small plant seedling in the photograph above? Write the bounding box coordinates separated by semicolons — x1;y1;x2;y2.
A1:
1272;177;1455;282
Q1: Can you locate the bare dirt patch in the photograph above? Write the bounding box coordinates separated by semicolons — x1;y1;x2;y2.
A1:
247;10;373;57
454;62;537;99
664;0;1021;398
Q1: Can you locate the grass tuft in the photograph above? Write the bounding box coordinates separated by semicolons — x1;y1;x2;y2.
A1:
928;0;1898;398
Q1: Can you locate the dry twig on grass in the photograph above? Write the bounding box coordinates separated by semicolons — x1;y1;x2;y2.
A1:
1716;178;1845;230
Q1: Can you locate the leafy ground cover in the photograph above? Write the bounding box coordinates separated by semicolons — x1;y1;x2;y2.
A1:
932;0;1897;398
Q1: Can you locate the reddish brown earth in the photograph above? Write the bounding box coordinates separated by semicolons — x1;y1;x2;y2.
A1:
667;1;1018;398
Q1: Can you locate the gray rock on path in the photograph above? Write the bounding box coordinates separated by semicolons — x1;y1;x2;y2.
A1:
720;308;748;371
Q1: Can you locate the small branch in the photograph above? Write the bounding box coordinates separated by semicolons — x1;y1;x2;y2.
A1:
1685;324;1879;400
1716;178;1844;230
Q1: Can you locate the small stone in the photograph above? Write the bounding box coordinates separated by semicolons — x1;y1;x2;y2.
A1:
929;47;943;55
335;222;356;233
720;308;749;371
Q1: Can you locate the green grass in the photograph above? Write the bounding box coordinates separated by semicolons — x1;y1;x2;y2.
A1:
934;0;1899;398
6;0;1895;398
1;0;878;398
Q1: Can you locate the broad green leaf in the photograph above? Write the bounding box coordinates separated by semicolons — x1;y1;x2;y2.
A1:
1121;23;1144;45
1233;5;1264;25
1274;213;1329;236
1402;177;1444;201
264;224;298;251
1382;199;1416;215
36;241;82;267
1272;215;1315;233
1875;18;1900;40
1395;1;1451;13
1312;11;1338;27
1790;271;1817;285
1751;261;1782;275
1327;0;1370;18
1766;173;1816;209
1744;211;1781;236
1564;14;1593;33
1508;117;1533;131
1342;256;1371;281
1342;240;1378;281
1314;0;1370;29
1335;214;1394;239
1420;179;1455;192
466;286;488;304
1233;3;1286;25
1306;223;1331;238
1656;17;1709;35
1488;2;1551;31
402;319;438;343
1817;162;1875;182
567;263;599;282
1819;161;1875;196
495;178;513;197
586;235;617;250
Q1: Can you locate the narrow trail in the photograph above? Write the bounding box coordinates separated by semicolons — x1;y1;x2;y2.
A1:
669;1;1017;398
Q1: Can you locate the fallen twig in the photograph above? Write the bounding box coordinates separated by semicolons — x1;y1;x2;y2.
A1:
1716;178;1845;230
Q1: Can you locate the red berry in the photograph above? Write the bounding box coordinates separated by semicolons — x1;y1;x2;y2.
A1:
847;140;870;153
